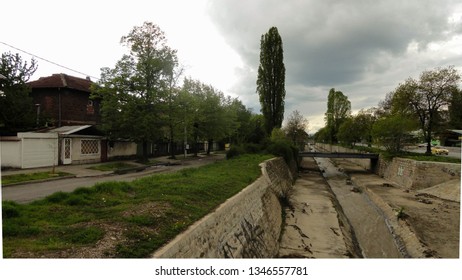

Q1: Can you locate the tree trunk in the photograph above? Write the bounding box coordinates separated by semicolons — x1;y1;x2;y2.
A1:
207;139;213;155
141;140;149;163
169;124;176;159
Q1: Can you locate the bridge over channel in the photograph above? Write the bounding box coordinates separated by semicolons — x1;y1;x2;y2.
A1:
299;151;380;171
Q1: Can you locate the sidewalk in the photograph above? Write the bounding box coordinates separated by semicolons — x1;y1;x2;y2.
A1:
1;155;182;180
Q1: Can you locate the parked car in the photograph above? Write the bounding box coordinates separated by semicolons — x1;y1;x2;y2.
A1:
431;146;449;155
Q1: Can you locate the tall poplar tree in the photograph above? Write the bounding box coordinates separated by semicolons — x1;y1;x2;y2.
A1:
325;88;351;143
256;26;286;135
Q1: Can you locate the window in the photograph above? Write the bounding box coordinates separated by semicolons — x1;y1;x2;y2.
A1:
81;139;99;155
86;100;95;115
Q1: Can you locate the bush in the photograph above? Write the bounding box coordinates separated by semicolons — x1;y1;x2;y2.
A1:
243;143;264;153
267;140;298;165
226;145;245;159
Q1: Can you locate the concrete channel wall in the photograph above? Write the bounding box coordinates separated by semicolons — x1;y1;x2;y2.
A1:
315;143;461;190
152;157;293;258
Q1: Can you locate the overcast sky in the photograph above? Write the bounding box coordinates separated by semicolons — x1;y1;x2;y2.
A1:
1;0;461;132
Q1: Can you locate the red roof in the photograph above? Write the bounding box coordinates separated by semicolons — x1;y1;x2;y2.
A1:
27;73;93;92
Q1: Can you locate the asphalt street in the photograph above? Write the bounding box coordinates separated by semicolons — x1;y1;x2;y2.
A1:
2;156;222;204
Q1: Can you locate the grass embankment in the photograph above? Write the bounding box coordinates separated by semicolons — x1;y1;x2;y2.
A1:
2;154;272;258
1;172;73;185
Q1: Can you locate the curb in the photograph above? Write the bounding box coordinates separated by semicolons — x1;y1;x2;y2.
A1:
2;175;77;188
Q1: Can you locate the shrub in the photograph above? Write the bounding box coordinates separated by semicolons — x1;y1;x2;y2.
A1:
267;140;298;164
226;145;245;159
243;143;263;153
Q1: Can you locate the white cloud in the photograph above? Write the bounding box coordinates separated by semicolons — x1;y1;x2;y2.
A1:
207;0;462;132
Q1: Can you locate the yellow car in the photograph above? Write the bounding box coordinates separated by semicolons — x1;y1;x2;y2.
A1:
431;147;449;155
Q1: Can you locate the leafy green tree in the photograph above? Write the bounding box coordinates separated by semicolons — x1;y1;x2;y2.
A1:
247;114;267;144
0;52;38;133
448;88;462;129
92;22;178;161
181;78;238;155
354;108;377;146
256;26;286;134
284;110;309;149
324;88;351;143
314;127;329;143
372;113;417;153
392;66;460;154
337;117;360;147
226;98;252;144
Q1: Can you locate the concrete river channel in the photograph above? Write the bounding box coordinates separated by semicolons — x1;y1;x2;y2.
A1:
279;154;404;258
315;157;402;258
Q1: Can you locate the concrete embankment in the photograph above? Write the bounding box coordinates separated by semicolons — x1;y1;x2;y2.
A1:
153;157;293;258
314;143;461;190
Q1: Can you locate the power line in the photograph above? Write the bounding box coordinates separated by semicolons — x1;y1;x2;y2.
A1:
0;41;100;81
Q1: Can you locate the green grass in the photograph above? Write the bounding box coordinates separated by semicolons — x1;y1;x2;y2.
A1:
2;154;272;258
87;162;139;171
1;171;73;185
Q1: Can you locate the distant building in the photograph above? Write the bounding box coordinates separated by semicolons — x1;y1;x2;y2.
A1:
27;73;101;127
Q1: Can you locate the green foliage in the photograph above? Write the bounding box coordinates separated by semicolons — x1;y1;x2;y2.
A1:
0;52;38;132
92;22;178;160
225;143;264;159
391;66;460;154
267;139;298;165
449;88;462;129
325;88;351;143
226;145;245;159
372;113;417;153
270;127;286;142
257;26;286;134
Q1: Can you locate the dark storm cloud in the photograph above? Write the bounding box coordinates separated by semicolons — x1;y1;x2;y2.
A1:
207;0;462;130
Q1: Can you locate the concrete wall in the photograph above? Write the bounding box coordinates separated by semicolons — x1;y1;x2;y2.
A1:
315;143;461;190
0;137;21;168
108;141;137;159
70;137;101;165
21;134;59;169
1;133;58;169
153;157;293;258
379;157;461;190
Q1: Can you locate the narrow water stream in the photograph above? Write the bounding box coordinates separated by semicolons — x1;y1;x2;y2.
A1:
315;157;402;258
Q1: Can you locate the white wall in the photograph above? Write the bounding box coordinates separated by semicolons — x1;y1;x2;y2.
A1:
70;137;101;164
0;138;21;168
18;133;58;169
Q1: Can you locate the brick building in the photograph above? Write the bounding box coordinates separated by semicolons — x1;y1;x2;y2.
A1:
27;73;101;127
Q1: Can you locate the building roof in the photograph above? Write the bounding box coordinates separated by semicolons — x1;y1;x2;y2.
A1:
27;73;93;92
449;129;462;135
48;125;93;135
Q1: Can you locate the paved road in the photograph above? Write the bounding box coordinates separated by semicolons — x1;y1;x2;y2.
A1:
407;146;461;159
2;157;222;204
